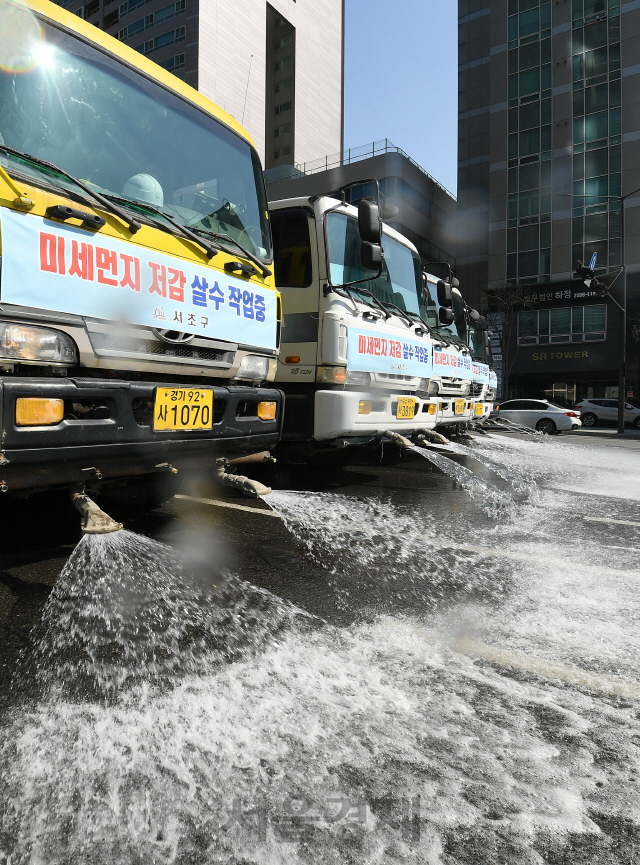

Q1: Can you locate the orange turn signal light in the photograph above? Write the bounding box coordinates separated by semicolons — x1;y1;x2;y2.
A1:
15;397;64;426
257;401;277;421
428;404;436;415
285;356;300;364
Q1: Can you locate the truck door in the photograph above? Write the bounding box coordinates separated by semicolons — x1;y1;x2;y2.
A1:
271;207;319;381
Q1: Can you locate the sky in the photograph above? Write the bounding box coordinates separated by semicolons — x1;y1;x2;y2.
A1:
343;0;458;195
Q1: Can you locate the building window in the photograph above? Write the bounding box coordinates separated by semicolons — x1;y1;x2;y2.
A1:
274;122;291;137
275;34;292;50
158;53;185;72
273;145;292;160
274;79;292;94
517;304;606;344
571;3;621;271
119;0;184;37
135;26;185;54
274;101;291;116
274;57;291;72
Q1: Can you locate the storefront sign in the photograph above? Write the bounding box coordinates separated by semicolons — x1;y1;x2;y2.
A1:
532;350;589;361
521;285;602;306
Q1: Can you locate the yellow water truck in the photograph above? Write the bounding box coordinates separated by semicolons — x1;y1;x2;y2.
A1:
0;0;283;525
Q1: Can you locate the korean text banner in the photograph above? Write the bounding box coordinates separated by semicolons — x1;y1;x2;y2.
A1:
473;362;490;384
432;347;481;382
0;210;277;350
347;326;430;377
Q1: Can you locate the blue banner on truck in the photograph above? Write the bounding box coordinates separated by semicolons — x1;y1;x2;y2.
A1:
0;208;278;350
347;325;430;377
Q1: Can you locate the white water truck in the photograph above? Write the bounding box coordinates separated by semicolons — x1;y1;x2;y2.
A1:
269;185;445;460
422;272;492;433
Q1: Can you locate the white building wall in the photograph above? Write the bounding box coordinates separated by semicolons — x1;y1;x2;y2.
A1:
197;0;343;167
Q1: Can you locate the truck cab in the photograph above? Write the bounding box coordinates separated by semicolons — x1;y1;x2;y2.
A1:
0;0;283;505
269;193;439;456
422;273;485;431
468;314;496;418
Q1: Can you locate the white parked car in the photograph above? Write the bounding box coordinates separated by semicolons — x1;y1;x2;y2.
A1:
496;399;582;434
574;398;640;429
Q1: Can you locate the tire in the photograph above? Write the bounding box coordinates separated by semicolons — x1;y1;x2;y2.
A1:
536;417;557;435
580;412;597;428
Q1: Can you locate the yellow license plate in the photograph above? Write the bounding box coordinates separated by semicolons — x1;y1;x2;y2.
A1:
475;403;484;416
153;387;214;431
455;398;466;415
396;397;416;419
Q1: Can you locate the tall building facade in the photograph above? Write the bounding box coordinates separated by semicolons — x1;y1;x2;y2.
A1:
55;0;344;170
458;0;640;403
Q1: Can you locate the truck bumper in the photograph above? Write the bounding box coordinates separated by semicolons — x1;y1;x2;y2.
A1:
435;399;476;426
313;389;437;441
0;378;283;492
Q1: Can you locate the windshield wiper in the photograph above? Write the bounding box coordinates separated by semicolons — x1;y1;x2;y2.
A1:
194;229;271;278
104;195;219;260
379;301;415;328
0;145;142;234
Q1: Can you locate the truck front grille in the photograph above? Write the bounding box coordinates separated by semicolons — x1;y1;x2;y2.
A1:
90;333;233;365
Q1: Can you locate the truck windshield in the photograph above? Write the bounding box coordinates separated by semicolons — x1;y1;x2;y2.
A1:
0;0;271;260
326;212;424;317
469;322;490;362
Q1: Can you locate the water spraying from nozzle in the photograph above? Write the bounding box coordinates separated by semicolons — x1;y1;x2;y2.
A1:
69;486;123;534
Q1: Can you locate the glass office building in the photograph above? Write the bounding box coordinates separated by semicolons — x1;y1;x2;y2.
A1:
458;0;640;402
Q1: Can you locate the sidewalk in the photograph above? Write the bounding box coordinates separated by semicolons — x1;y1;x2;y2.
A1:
567;427;640;441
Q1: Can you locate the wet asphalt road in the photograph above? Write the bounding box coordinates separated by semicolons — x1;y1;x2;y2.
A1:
0;440;475;693
1;429;640;864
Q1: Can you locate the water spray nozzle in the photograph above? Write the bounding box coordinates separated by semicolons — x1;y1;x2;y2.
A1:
70;486;123;534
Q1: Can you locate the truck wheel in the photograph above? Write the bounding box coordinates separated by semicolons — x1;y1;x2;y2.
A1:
99;473;183;511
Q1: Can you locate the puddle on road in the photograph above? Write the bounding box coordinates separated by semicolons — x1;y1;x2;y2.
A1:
1;435;640;863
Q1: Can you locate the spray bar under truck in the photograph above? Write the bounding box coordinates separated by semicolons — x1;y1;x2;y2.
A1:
0;0;283;514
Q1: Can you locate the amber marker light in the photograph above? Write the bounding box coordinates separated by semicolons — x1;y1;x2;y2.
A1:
257;401;277;420
15;397;64;426
285;356;300;364
428;404;436;415
358;400;372;415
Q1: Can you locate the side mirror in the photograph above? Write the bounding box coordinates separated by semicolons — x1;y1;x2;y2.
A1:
477;315;487;328
468;308;480;322
358;199;382;244
439;307;455;325
361;241;383;271
451;277;460;289
484;332;490;351
436;279;452;308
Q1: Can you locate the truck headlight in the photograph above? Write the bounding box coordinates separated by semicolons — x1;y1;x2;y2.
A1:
236;354;269;381
0;324;76;366
317;366;347;384
346;370;370;386
461;381;471;395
